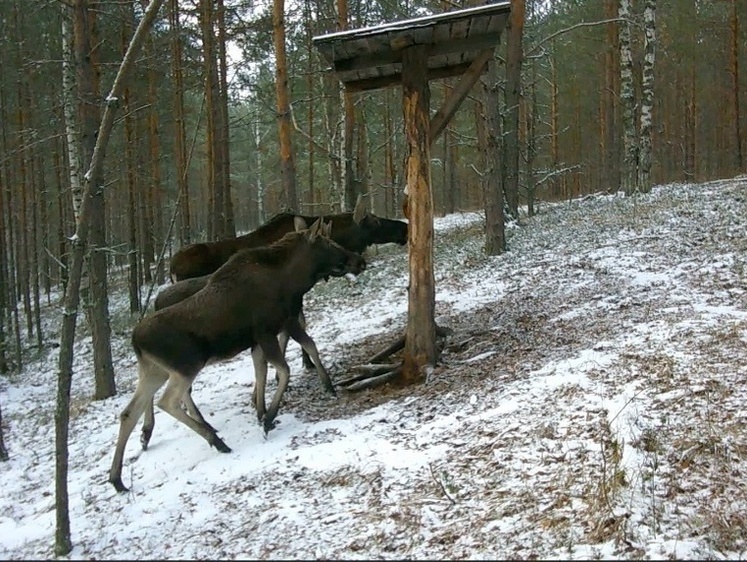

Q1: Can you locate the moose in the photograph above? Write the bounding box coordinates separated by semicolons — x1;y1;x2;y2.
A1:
109;219;366;493
169;195;408;282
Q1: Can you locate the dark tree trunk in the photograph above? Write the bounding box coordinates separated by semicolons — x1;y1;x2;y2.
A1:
482;58;506;255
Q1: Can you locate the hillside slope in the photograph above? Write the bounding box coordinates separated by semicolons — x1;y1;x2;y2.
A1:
1;176;746;559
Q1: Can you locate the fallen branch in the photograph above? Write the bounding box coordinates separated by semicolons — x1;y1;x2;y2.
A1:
340;366;404;392
339;325;453;392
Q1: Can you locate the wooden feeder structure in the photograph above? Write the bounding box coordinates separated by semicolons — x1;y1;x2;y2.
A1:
313;2;512;388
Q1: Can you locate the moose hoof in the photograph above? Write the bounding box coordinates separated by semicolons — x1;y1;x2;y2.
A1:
110;477;129;494
140;429;153;451
262;416;278;435
212;437;232;453
324;384;337;396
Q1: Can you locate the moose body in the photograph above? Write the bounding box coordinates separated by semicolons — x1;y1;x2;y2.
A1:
154;275;210;311
109;220;366;493
169;196;407;282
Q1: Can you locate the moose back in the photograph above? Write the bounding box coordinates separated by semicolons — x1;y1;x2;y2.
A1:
169;196;408;282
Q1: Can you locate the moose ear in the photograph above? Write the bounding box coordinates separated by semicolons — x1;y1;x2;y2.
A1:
307;217;322;241
293;216;307;232
353;194;367;224
321;220;332;238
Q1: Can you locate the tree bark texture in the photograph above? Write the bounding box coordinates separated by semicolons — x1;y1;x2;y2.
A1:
73;0;116;401
169;0;191;245
402;45;437;382
55;1;164;554
481;58;506;255
503;0;525;218
637;0;656;193
619;0;638;195
274;0;299;211
217;0;235;237
730;0;743;172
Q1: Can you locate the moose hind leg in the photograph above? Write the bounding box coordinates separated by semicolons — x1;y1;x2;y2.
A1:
257;335;291;434
156;373;231;454
141;385;208;451
251;345;269;423
298;309;315;370
109;358;168;492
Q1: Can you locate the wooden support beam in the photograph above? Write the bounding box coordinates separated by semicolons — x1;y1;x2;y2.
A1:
429;49;494;144
401;44;437;382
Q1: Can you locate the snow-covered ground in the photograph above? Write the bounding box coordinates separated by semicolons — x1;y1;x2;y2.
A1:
2;176;747;559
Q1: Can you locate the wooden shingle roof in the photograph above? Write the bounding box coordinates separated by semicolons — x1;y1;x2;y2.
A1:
313;2;512;93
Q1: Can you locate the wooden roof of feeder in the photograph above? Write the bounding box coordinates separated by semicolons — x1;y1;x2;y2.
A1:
313;2;512;93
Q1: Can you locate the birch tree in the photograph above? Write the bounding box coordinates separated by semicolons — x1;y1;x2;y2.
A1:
55;1;165;554
619;0;637;195
637;0;656;193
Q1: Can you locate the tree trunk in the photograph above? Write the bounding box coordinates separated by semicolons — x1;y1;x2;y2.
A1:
730;0;743;172
384;88;398;217
124;84;140;312
62;5;83;220
503;0;525;218
619;0;638;195
216;0;235;237
336;0;357;211
402;45;436;382
74;0;115;401
273;0;299;211
0;119;8;373
200;0;221;240
603;0;620;191
170;0;190;245
637;0;656;193
0;399;8;460
482;58;506;255
304;0;316;213
55;1;164;554
356;113;369;207
525;54;537;216
550;43;561;199
121;6;139;312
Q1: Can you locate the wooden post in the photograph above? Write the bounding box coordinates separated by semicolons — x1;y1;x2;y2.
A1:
401;44;437;381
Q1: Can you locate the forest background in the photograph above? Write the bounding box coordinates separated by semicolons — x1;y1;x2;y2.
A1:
0;0;745;554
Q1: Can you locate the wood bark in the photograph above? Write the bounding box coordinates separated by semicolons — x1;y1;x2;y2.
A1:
217;0;235;237
730;0;743;172
504;0;525;218
383;88;398;217
337;0;357;211
402;45;437;382
121;5;139;312
305;0;316;212
74;0;115;400
273;0;299;211
0;399;7;461
169;0;190;245
619;0;637;195
200;0;220;239
55;1;164;554
637;0;656;193
481;58;506;255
